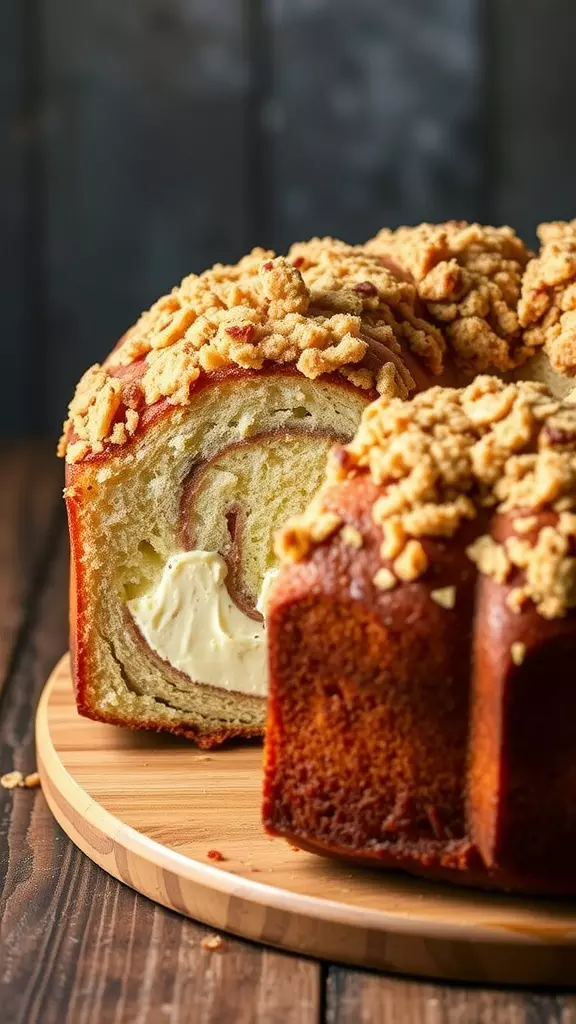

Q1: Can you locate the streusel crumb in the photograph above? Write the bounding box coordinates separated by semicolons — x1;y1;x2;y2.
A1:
511;642;526;665
519;220;576;376
373;567;397;591
431;586;457;609
367;221;533;373
1;770;40;790
1;771;24;790
277;377;576;618
59;242;441;462
289;237;446;376
340;524;363;548
393;540;429;582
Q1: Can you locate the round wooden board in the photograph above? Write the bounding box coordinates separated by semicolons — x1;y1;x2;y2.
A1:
37;655;576;985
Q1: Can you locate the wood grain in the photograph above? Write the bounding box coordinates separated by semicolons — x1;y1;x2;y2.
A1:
0;443;62;695
325;971;576;1023
3;445;576;1019
0;444;321;1024
37;655;576;986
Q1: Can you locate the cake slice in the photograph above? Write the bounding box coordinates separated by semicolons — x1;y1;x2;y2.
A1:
59;247;444;746
264;377;576;893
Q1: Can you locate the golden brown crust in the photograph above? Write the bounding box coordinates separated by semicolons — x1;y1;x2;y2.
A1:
276;377;576;619
366;221;533;373
288;236;446;375
265;459;576;892
59;246;437;464
518;220;576;376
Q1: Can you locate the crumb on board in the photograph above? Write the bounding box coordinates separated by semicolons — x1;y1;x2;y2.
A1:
207;849;226;862
201;934;224;952
1;770;41;790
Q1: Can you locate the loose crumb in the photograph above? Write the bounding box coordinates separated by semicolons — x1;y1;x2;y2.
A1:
393;540;429;582
467;536;511;585
507;587;530;614
511;642;527;666
1;771;24;790
0;770;40;790
201;934;224;952
519;220;576;374
207;849;225;862
340;524;363;548
373;567;397;591
430;586;456;610
277;377;576;619
512;515;539;534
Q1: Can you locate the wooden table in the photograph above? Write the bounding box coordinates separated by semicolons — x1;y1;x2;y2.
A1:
2;442;576;1023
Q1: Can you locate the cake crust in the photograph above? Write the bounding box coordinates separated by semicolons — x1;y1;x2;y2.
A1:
266;377;576;894
59;248;442;465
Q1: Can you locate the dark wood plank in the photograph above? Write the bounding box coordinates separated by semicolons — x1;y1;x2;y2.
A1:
267;0;485;251
325;969;576;1022
42;0;253;432
0;442;63;696
0;481;321;1023
490;0;576;242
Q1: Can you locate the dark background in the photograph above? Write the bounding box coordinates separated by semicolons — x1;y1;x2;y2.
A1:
2;0;575;438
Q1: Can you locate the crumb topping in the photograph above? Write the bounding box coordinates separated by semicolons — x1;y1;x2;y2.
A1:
288;237;446;376
431;586;456;609
373;567;397;591
510;641;526;665
1;771;24;790
367;221;533;374
1;770;40;790
393;539;429;582
276;377;576;618
340;524;364;548
519;220;576;376
59;246;438;463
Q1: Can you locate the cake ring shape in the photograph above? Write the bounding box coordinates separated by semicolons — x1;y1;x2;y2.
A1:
60;247;454;746
60;224;576;749
265;376;576;894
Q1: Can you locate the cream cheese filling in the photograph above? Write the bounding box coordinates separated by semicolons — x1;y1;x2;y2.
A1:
127;551;278;697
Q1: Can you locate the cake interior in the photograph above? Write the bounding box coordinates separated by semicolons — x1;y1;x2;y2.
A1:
70;372;367;737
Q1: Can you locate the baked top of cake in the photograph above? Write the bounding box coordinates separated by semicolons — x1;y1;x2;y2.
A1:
58;247;444;466
59;219;576;468
519;219;576;375
60;221;576;751
276;375;576;621
62;240;453;743
266;374;576;893
366;221;534;372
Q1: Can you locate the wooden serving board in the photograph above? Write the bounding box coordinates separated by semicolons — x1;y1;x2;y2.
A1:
37;655;576;985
